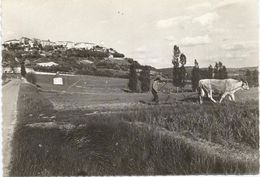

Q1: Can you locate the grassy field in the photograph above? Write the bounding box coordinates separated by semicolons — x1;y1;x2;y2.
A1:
35;74;128;93
10;74;259;175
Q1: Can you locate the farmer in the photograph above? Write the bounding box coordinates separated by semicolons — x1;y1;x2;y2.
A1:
152;77;165;103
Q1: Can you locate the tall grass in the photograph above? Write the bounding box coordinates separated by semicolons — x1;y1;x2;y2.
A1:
11;116;258;175
121;101;259;150
16;83;54;124
10;83;259;175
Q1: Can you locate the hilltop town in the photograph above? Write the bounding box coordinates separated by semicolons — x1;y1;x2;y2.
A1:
2;37;156;78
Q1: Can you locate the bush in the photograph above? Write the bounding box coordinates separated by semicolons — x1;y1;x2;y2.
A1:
25;72;37;84
113;52;125;58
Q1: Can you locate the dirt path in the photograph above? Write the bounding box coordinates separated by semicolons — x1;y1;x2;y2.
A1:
2;79;21;176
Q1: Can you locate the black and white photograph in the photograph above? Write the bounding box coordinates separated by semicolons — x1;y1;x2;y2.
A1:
1;0;259;176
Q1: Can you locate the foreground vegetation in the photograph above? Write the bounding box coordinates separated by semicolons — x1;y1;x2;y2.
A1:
10;83;259;175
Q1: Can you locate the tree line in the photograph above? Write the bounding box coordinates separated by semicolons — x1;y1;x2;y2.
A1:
128;44;258;93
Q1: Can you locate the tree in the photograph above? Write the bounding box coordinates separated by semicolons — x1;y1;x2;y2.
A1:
128;63;138;92
213;61;228;79
214;62;219;79
208;65;213;79
252;70;258;87
245;69;253;86
20;60;26;77
179;65;186;89
172;45;187;92
191;59;200;91
139;66;151;92
220;66;228;79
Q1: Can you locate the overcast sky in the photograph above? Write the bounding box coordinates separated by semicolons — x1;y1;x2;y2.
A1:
2;0;259;68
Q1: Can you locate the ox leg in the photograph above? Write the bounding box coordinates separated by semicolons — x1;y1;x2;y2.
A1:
208;91;217;103
230;94;235;102
219;93;228;103
199;96;203;104
198;87;204;104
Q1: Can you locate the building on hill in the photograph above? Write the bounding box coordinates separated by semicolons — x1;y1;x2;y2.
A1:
55;41;74;48
108;48;116;54
4;39;20;45
19;37;31;44
74;42;95;50
40;40;55;47
19;37;28;44
93;45;106;52
32;38;41;44
66;41;75;49
56;41;67;46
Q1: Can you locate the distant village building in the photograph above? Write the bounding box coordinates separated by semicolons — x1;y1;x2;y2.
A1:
93;45;106;52
36;62;58;67
108;48;116;54
74;42;95;50
4;39;20;45
19;37;31;44
66;42;75;49
56;41;69;46
28;40;34;48
40;40;55;47
32;38;41;44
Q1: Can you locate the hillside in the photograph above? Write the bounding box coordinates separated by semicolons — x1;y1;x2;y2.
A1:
2;37;155;78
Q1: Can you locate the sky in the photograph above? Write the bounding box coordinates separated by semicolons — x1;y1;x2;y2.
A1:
2;0;259;68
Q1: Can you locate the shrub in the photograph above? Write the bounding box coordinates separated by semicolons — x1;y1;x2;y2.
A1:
113;52;125;58
25;72;37;84
214;62;228;79
208;65;213;79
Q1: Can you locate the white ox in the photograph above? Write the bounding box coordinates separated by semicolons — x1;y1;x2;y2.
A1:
198;79;249;104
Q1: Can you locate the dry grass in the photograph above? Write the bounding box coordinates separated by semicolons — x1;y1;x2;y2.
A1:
11;114;259;175
121;101;259;150
10;83;259;175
